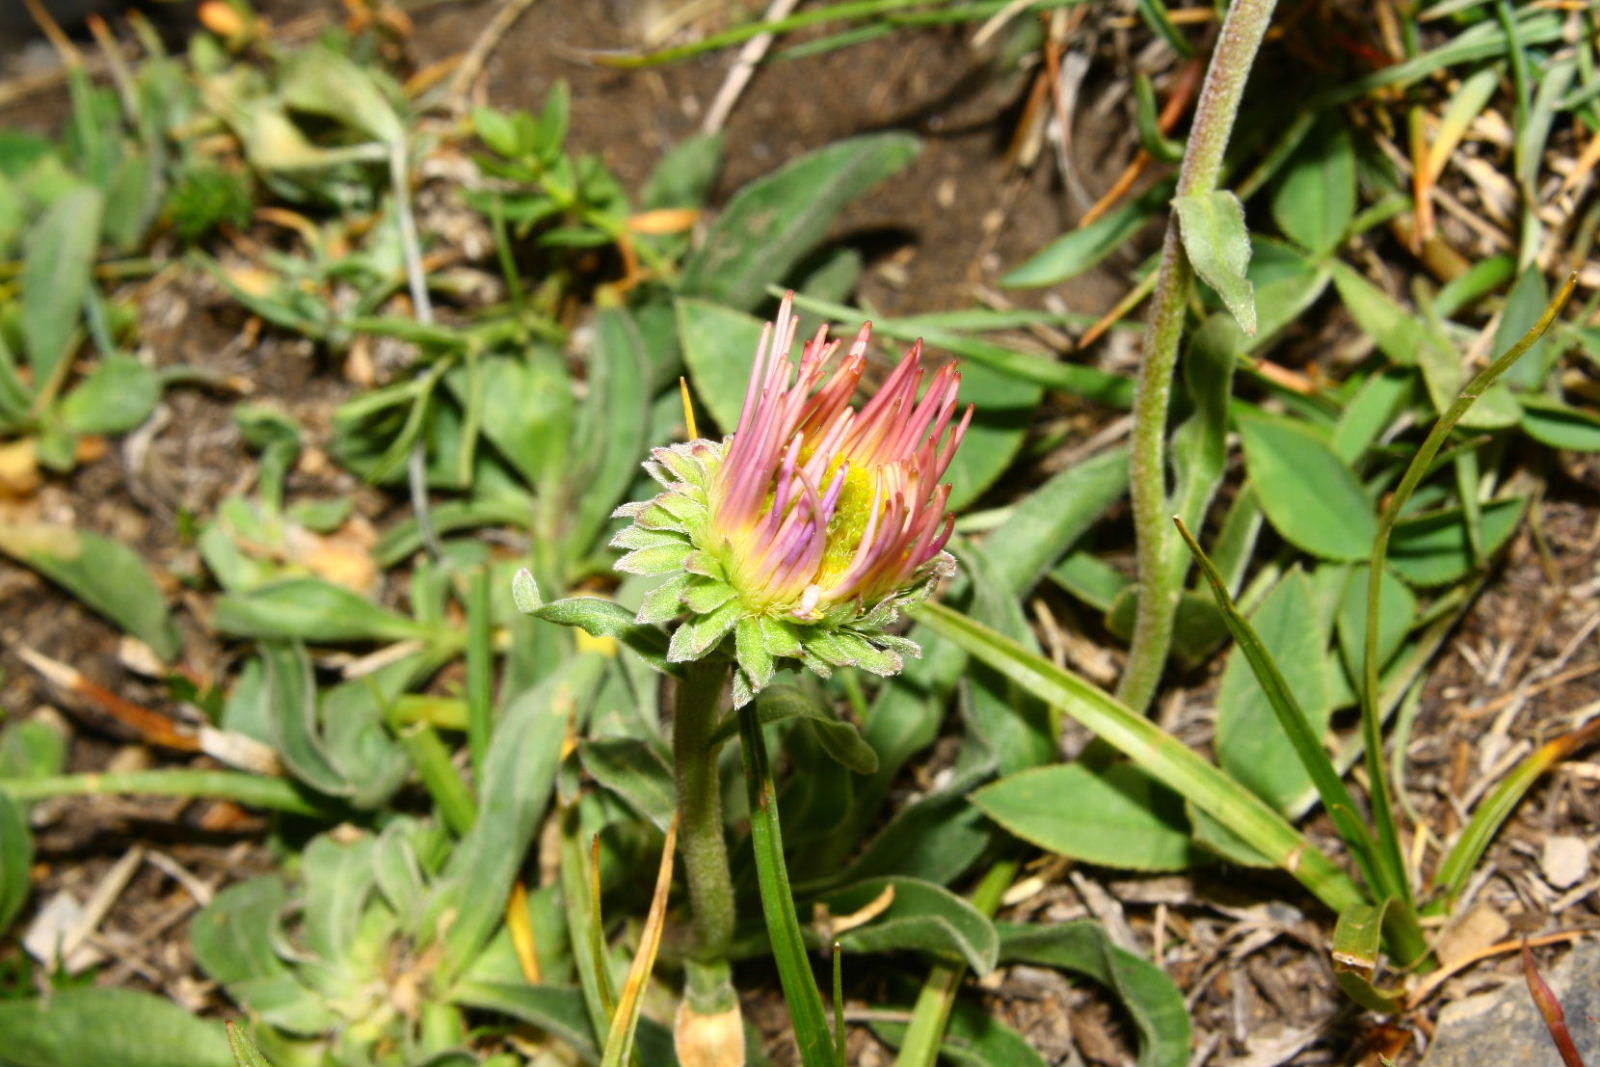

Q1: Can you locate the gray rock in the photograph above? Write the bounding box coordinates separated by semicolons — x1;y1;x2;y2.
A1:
1425;941;1600;1067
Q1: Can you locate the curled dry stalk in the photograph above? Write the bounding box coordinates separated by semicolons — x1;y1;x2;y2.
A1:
1118;0;1280;714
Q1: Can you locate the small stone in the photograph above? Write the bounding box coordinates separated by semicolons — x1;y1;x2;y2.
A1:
1425;941;1600;1067
1542;835;1589;889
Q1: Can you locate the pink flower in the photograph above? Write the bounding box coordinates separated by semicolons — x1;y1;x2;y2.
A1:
713;297;969;621
612;294;969;704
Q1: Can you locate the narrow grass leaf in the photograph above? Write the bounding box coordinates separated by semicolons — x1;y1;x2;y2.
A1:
1001;180;1173;288
1358;275;1576;956
912;601;1366;915
739;703;836;1067
0;791;30;937
1434;717;1600;905
1336;565;1417;679
1331;899;1403;1012
1214;569;1336;814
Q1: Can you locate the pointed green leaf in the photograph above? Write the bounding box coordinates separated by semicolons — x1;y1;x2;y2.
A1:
23;183;103;387
1240;415;1376;561
0;522;179;660
1174;189;1256;335
1271;115;1355;256
735;616;775;689
998;921;1191;1067
680;133;919;311
215;577;429;644
1215;571;1333;813
825;876;999;974
0;988;233;1067
974;763;1199;871
58;355;160;435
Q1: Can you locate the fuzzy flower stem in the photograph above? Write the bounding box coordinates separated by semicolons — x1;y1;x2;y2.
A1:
673;659;738;981
1118;0;1279;715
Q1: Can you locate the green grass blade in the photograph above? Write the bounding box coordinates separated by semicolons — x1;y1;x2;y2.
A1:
1362;274;1575;928
0;770;332;816
911;602;1365;915
559;806;616;1051
832;943;846;1067
594;0;930;68
1331;899;1404;1013
466;565;494;782
738;705;836;1067
391;720;478;835
1433;717;1600;906
1176;519;1385;890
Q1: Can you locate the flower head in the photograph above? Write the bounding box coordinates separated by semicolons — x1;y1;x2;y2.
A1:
611;294;971;705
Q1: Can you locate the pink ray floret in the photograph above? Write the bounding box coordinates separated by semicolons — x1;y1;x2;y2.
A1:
710;293;972;620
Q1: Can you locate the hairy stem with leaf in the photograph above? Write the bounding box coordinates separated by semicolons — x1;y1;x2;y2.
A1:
1118;0;1280;713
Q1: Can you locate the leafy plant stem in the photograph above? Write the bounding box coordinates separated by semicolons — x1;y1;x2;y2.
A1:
738;700;836;1067
1359;273;1575;954
1118;0;1279;715
673;660;737;986
892;857;1019;1067
0;771;332;816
